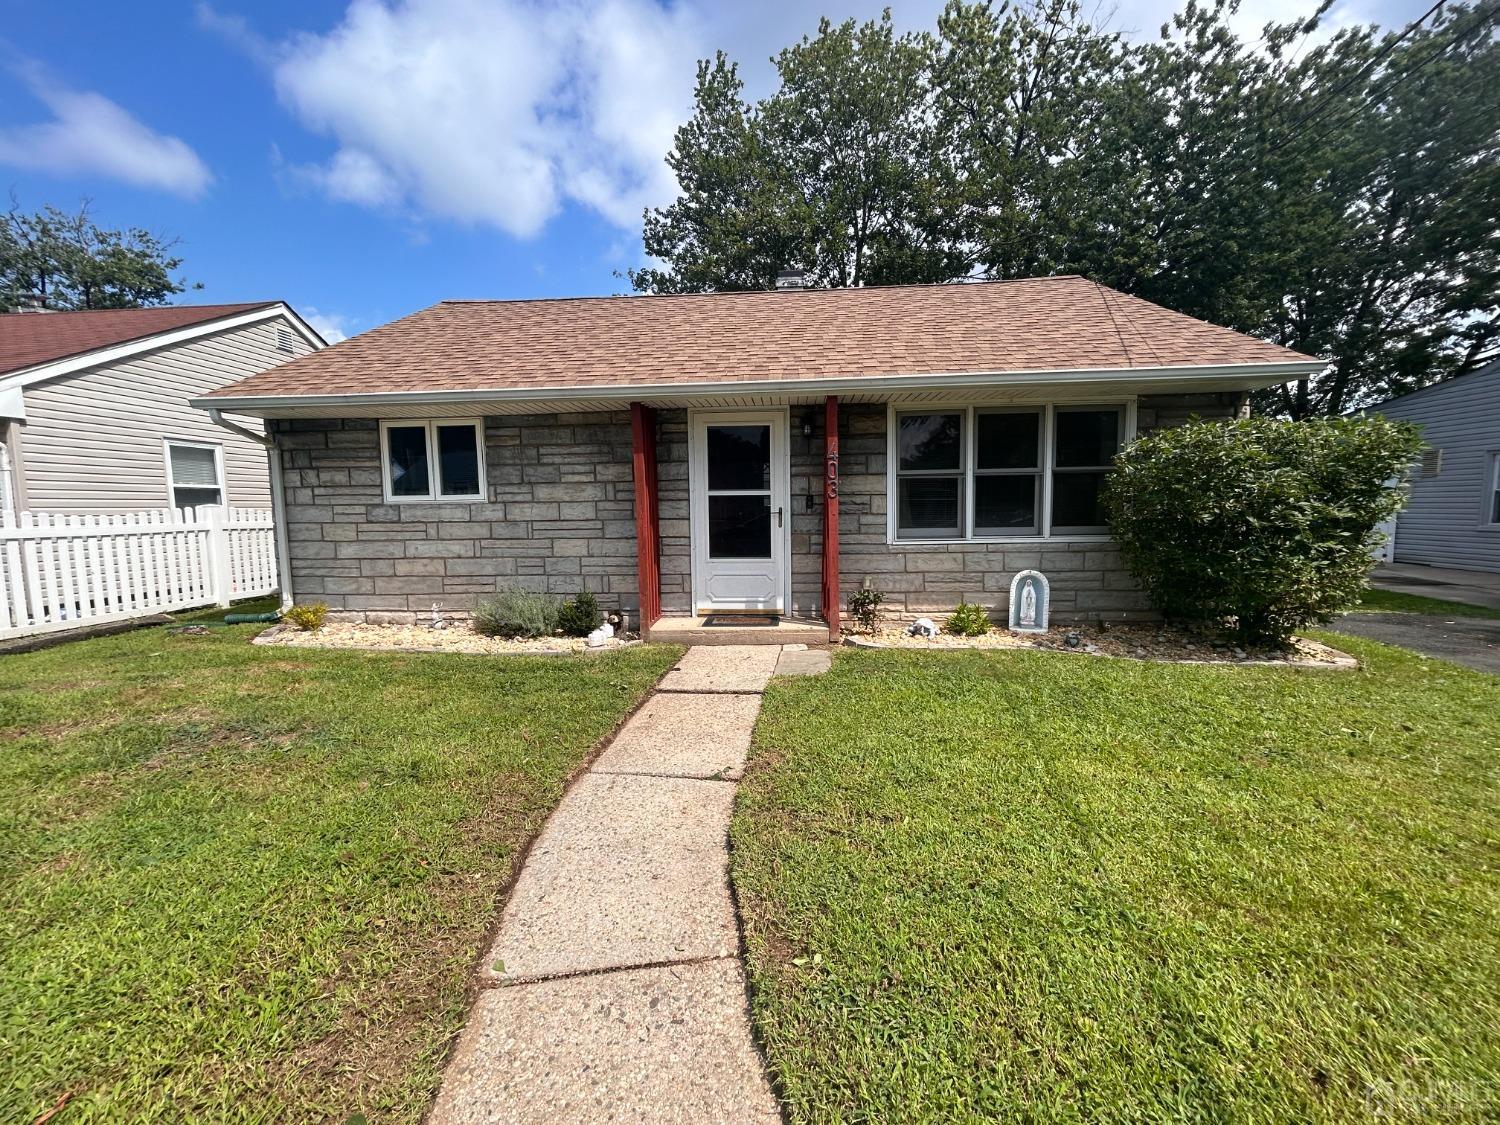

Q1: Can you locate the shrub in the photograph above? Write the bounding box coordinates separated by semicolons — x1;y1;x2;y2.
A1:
283;603;328;631
945;599;992;637
1103;415;1422;645
557;591;602;638
473;587;560;638
847;586;886;634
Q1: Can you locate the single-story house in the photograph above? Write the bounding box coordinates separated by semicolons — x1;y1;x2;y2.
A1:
0;302;325;516
194;276;1321;641
1364;360;1499;573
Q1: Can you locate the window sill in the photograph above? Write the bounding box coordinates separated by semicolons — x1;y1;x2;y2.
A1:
383;495;487;504
889;534;1114;546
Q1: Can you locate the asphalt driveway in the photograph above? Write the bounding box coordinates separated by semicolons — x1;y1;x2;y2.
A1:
1332;612;1500;674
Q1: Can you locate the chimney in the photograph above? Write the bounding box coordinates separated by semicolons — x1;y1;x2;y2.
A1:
775;268;806;291
12;292;51;313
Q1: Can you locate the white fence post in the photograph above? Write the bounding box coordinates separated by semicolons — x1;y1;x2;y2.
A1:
0;506;277;640
204;505;234;608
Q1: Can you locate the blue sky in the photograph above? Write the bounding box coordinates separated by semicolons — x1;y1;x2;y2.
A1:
1;0;1423;343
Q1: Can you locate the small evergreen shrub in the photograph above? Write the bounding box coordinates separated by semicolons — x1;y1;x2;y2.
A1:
1103;415;1422;645
847;586;886;634
473;587;560;638
283;603;328;631
945;599;992;637
557;591;602;637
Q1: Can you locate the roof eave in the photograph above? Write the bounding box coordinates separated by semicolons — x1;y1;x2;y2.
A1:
0;302;326;392
194;359;1325;415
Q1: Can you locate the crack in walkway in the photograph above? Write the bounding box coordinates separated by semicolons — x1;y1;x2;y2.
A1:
429;644;825;1124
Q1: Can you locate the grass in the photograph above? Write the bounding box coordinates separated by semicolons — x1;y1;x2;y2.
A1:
733;638;1500;1122
0;611;680;1122
1352;587;1500;619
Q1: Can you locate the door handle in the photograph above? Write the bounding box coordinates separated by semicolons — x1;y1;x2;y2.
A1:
776;506;784;528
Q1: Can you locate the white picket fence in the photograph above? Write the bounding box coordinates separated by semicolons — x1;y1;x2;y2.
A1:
0;507;278;641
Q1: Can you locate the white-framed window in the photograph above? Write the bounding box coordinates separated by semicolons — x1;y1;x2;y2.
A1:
1484;451;1500;528
164;439;225;510
889;402;1133;542
379;419;486;502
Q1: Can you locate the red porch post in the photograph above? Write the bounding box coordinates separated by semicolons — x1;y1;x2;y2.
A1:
629;402;662;632
822;395;840;643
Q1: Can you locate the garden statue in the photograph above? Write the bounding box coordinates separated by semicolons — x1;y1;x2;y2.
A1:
1008;571;1049;634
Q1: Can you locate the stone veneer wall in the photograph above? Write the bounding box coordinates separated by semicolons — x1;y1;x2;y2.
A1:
274;392;1244;625
833;392;1245;621
272;414;639;621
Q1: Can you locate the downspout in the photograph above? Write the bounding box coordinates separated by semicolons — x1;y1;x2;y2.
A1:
207;409;295;611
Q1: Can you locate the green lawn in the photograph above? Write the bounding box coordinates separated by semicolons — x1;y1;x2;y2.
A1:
733;638;1500;1122
0;612;679;1122
1353;588;1500;618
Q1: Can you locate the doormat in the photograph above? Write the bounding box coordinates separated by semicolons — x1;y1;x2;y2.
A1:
702;614;780;627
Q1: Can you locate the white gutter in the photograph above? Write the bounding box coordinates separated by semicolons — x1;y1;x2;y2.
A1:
207;409;295;611
191;359;1326;414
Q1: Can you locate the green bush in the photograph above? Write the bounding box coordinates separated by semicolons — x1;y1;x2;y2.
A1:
847;586;886;634
473;587;560;638
556;591;602;637
945;599;992;637
1103;415;1422;645
283;603;328;631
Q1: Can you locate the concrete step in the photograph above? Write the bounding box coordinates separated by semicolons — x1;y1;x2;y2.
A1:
646;616;830;646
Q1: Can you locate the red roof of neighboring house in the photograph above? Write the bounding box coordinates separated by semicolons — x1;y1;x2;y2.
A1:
202;278;1316;403
0;303;276;378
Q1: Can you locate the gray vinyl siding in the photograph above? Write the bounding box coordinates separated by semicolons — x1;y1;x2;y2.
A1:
1368;364;1500;573
14;318;316;513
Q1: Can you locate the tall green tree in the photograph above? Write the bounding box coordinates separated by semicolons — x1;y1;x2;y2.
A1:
635;0;1500;416
0;200;200;312
632;12;964;293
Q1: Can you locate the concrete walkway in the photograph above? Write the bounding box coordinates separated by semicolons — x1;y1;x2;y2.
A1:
430;644;828;1124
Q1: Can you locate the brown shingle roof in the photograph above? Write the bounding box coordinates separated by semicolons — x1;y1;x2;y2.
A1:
203;278;1313;401
0;303;276;378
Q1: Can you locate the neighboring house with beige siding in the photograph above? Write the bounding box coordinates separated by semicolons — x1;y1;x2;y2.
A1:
0;303;325;515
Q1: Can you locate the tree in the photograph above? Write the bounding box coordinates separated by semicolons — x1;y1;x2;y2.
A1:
0;200;200;311
634;0;1500;416
631;13;965;293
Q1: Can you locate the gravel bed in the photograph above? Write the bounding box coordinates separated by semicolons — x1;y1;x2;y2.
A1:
253;621;635;655
845;621;1353;667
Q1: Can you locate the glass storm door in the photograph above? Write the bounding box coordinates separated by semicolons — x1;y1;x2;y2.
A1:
691;412;788;614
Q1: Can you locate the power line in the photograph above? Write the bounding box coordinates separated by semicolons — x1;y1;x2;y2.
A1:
1275;1;1499;160
1274;0;1448;141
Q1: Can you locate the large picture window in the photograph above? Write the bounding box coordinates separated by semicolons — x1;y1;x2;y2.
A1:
380;419;485;502
891;404;1128;541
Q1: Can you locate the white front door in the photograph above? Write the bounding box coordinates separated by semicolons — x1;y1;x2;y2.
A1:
690;411;790;614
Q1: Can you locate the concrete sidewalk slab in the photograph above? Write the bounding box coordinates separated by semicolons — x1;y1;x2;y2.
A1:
484;772;739;982
594;692;761;780
658;645;782;693
774;647;831;677
430;959;781;1125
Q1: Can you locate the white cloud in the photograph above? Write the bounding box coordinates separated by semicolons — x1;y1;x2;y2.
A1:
206;0;1422;238
216;0;703;238
0;62;213;198
301;306;353;343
